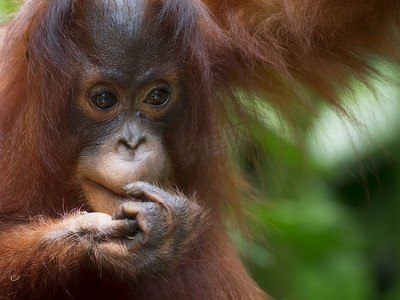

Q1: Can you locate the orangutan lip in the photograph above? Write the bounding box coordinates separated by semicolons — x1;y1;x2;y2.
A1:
84;177;129;199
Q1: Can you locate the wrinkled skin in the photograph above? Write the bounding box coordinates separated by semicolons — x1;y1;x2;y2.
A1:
48;182;201;275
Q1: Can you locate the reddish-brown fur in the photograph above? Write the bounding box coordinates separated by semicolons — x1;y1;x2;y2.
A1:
0;0;399;299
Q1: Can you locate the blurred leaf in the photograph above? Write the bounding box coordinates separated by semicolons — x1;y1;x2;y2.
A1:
0;1;20;23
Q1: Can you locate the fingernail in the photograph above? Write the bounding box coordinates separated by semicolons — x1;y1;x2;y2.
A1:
123;183;135;192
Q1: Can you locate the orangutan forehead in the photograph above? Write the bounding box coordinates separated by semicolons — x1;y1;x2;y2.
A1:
77;0;179;75
83;0;146;43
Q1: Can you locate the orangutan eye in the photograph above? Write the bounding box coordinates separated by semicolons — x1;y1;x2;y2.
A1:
90;92;118;110
144;88;170;107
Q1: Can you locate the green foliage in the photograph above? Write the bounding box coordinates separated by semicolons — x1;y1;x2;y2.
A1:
0;1;20;23
236;79;400;300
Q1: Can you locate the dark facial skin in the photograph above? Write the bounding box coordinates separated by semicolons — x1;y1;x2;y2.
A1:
73;0;179;209
57;0;202;275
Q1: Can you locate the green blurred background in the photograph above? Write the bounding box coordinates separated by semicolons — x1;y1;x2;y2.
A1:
1;2;399;299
